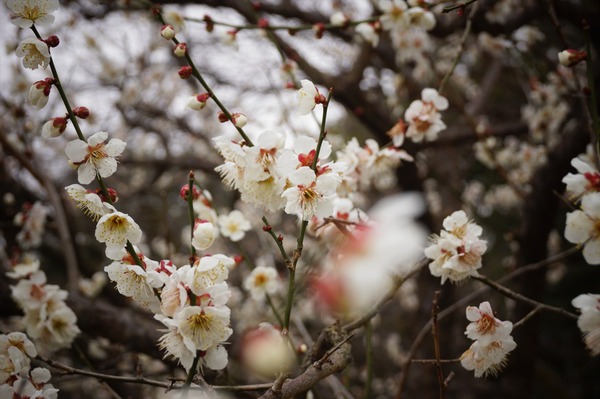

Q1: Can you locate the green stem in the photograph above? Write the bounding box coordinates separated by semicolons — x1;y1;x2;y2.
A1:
31;26;85;141
261;216;292;266
155;13;254;146
266;293;285;327
187;173;197;258
183;354;201;394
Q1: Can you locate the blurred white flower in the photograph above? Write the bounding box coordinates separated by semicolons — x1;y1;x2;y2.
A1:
218;210;251;242
405;88;448;143
243;266;279;300
241;323;295;376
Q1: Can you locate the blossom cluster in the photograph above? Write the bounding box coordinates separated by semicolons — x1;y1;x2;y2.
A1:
460;302;517;377
424;210;487;284
563;150;600;265
13;202;49;249
571;294;600;356
8;259;80;354
214;129;345;221
0;332;58;399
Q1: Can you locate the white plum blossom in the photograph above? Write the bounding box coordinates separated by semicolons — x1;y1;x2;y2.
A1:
572;294;600;356
404;88;449;142
104;258;161;312
407;7;436;30
379;0;409;32
175;306;232;352
243;266;279;300
7;0;59;28
65;131;127;185
297;80;324;115
562;157;600;201
191;220;217;251
65;184;116;221
424;210;487;284
465;302;514;345
10;271;80;354
95;211;142;257
16;37;50;70
6;253;40;279
460;301;516;377
564;192;600;265
218;210;251;242
355;22;379;47
282;166;339;221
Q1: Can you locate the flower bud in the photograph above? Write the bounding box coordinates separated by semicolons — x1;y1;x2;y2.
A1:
217;112;229;123
73;106;90;119
313;22;325;39
28;78;54;110
232;113;247;128
178;65;193;79
203;15;214;32
160;24;176;40
558;49;587;67
41;117;68;138
174;42;187;57
191;219;217;251
187;93;210;111
257;18;269;29
180;184;200;200
97;188;118;203
45;35;60;48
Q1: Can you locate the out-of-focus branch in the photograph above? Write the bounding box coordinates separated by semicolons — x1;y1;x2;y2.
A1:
0;128;81;292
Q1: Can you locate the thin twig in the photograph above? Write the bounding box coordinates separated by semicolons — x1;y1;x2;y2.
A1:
431;290;445;399
471;273;578;320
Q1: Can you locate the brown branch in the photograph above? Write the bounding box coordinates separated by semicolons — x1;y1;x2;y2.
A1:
431;290;445;399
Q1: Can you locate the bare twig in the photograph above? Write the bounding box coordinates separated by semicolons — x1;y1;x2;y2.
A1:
431;290;445;399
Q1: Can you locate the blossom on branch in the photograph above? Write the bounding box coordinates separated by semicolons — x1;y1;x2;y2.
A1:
564;192;600;265
282;166;339;221
65;131;126;185
7;0;59;28
297;79;326;115
572;294;600;356
424;210;487;284
404;88;448;143
460;301;516;377
95;211;142;257
16;37;50;70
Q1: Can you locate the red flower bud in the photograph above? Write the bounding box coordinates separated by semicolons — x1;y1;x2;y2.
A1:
178;66;193;79
45;35;60;48
73;106;90;119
